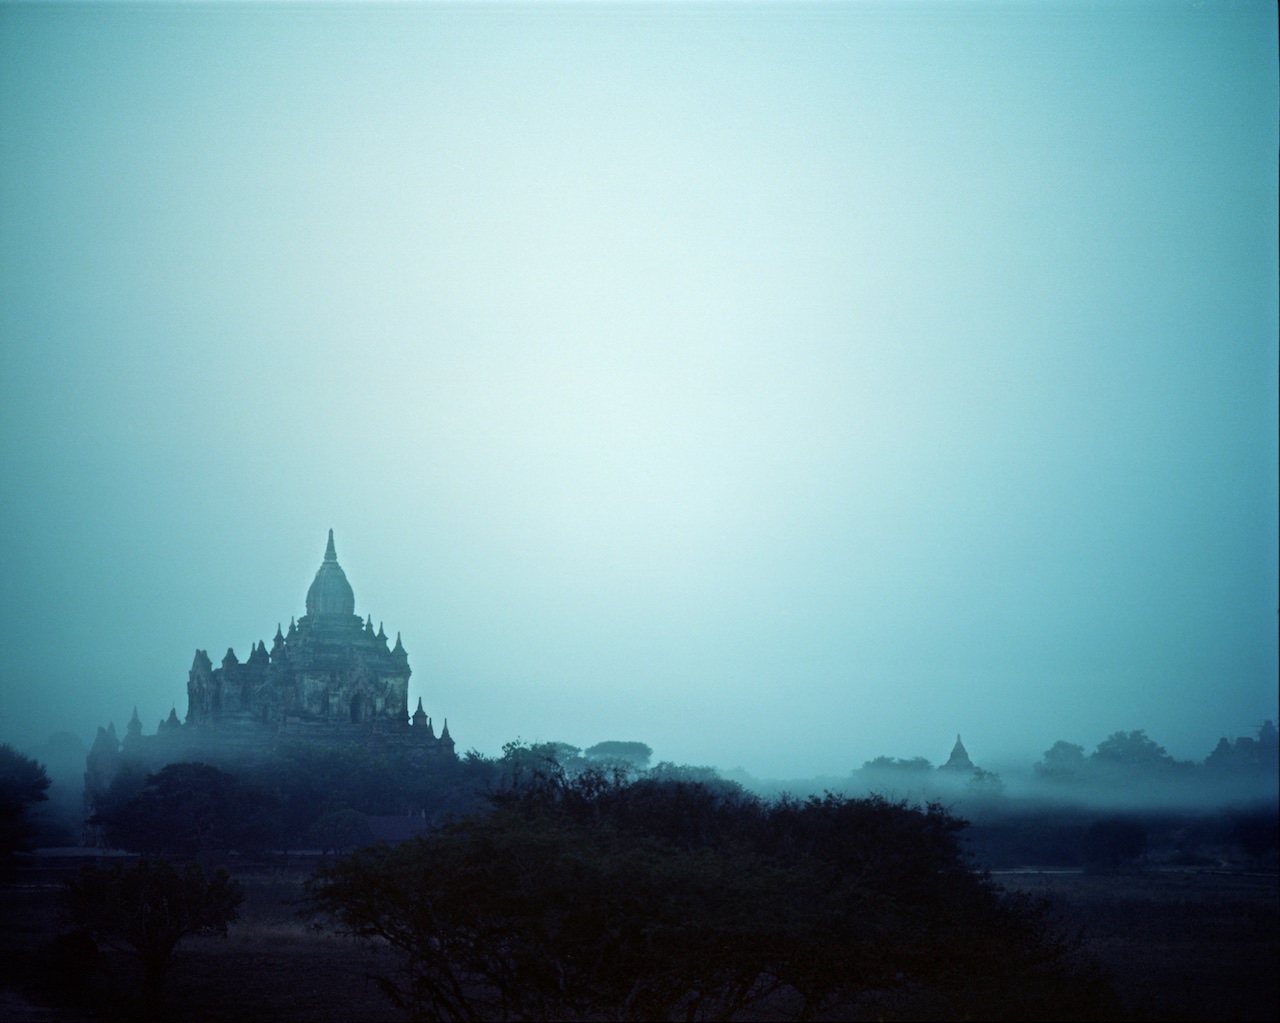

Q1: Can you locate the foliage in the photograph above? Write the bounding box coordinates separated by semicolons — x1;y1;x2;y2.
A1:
248;742;495;847
1035;740;1088;781
583;740;653;770
308;770;1103;1021
64;857;243;991
94;745;496;856
0;743;51;862
967;766;1006;796
860;754;934;773
1205;720;1280;776
543;742;585;771
645;760;742;796
92;762;280;859
1090;730;1183;772
497;739;570;794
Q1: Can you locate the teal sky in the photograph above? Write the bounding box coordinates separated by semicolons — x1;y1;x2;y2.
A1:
1;2;1276;778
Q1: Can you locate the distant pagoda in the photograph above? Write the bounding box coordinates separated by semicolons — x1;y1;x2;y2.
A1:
939;734;975;773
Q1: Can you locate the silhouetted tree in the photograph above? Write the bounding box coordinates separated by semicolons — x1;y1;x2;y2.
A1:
645;761;743;797
93;762;279;859
1205;720;1280;777
1034;740;1088;782
0;744;51;869
65;858;242;993
967;766;1006;797
308;772;1112;1021
23;733;87;846
543;742;585;772
583;740;653;770
861;755;934;773
1090;730;1178;772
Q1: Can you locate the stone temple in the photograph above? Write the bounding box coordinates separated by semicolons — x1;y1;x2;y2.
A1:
187;529;427;733
85;531;453;811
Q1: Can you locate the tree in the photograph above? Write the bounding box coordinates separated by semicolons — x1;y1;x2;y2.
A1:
1034;740;1087;781
93;762;279;859
0;744;51;865
645;761;743;797
65;858;243;993
860;755;934;773
308;772;1110;1021
544;742;585;772
967;766;1005;797
1090;730;1177;772
583;740;653;770
1205;720;1280;777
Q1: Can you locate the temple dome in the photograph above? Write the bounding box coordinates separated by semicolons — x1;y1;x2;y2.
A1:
305;529;355;618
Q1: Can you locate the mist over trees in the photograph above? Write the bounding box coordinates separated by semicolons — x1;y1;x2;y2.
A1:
825;724;1279;813
1023;726;1278;807
50;715;1280;871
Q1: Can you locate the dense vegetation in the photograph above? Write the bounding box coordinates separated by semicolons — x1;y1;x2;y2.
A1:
0;744;51;873
90;745;495;856
64;858;243;993
306;748;1115;1021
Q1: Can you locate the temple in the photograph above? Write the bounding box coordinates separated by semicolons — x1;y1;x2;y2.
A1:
939;734;976;773
187;529;419;731
86;531;454;819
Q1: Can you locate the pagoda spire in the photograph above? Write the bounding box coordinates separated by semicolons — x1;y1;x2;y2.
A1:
941;734;975;772
325;528;337;562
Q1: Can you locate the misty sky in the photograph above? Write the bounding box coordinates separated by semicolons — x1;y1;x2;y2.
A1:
1;2;1276;779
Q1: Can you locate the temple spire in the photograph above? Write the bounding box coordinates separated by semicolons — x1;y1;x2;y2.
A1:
941;734;975;772
325;528;337;562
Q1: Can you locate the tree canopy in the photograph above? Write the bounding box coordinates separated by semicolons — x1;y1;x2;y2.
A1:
307;769;1112;1021
65;858;243;992
0;743;51;863
92;762;279;859
583;741;653;770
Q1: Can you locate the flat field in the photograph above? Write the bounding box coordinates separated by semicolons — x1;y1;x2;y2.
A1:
995;869;1278;1021
2;862;1276;1021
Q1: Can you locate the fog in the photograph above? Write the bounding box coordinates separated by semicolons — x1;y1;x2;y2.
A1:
1;3;1276;782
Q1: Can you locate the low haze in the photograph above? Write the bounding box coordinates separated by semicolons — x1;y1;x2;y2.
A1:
1;2;1276;780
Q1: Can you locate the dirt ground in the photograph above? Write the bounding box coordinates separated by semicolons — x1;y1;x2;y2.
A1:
2;863;1276;1021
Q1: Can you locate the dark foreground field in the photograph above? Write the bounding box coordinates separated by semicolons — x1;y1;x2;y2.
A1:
2;861;1276;1021
996;870;1278;1021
